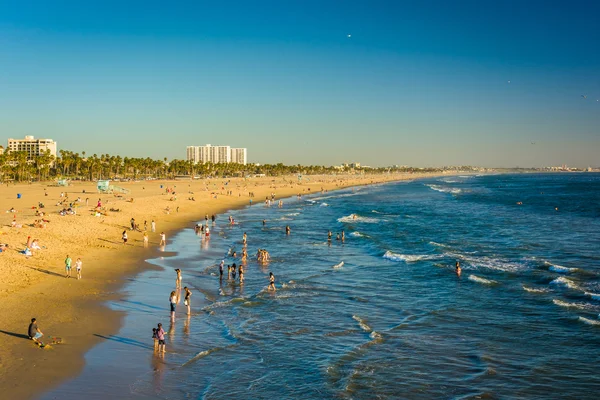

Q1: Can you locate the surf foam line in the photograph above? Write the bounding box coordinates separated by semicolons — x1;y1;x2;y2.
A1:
337;214;380;223
578;316;600;326
425;184;462;194
553;299;595;310
550;277;581;290
181;344;238;368
545;261;578;274
468;275;498;285
522;285;549;293
383;251;444;262
333;261;344;269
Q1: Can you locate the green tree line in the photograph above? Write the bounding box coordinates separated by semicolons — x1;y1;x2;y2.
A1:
0;149;467;182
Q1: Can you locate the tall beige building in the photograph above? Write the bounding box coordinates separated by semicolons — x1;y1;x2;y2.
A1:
7;136;57;159
230;148;247;165
187;144;247;165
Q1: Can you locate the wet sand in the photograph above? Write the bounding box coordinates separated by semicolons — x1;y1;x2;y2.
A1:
0;173;448;398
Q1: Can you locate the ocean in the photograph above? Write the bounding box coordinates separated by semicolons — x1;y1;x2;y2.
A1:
43;173;600;399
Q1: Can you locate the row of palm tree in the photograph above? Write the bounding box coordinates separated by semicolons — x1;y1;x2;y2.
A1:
0;148;468;182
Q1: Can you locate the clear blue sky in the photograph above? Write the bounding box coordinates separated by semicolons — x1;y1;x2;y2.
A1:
0;0;598;167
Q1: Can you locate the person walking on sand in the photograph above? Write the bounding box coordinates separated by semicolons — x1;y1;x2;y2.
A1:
75;258;83;280
28;318;44;344
268;272;276;291
65;255;72;278
169;291;177;320
144;220;148;231
151;220;156;233
184;287;192;315
160;232;166;246
122;230;128;245
156;323;166;353
143;231;149;247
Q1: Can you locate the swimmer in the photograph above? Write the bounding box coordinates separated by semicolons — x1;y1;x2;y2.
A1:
328;230;332;241
262;219;266;226
286;225;290;235
455;261;461;277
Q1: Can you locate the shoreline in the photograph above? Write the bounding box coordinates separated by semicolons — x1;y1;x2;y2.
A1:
0;173;452;399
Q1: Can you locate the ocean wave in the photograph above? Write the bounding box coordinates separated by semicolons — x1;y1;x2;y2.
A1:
383;251;443;262
468;275;497;285
429;241;449;248
553;299;595;310
440;179;461;183
333;261;344;269
371;210;381;214
549;265;578;274
320;202;329;207
578;316;600;326
425;184;462;194
522;285;549;293
350;231;364;237
550;277;580;290
585;292;600;301
461;255;529;273
286;212;300;216
352;315;372;332
337;214;380;223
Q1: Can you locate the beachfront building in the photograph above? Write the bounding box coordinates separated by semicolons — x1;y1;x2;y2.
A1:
7;136;57;160
230;148;247;165
187;144;247;165
0;145;4;155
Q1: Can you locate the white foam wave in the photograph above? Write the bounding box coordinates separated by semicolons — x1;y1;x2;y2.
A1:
549;265;578;274
578;316;600;326
468;275;497;285
550;277;580;290
425;184;462;194
349;231;363;237
352;315;372;332
546;262;578;274
585;292;600;301
320;202;329;207
286;213;300;216
553;299;595;310
333;261;344;269
337;214;380;223
462;255;528;273
383;251;442;262
522;285;549;293
371;210;381;214
429;241;449;248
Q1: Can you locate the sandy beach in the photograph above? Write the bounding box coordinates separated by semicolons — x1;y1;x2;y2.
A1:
0;172;447;398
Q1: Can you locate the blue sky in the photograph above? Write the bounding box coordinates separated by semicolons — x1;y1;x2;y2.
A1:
0;1;598;167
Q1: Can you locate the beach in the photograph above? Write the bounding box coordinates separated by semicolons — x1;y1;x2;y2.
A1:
0;172;440;399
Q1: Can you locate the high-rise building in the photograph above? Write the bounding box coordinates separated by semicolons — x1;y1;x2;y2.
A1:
230;148;247;165
187;144;247;165
7;136;57;159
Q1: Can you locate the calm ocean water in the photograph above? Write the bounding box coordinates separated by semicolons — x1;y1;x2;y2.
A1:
43;173;600;400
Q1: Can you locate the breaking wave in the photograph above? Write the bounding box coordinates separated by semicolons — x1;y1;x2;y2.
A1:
468;275;497;285
383;251;443;262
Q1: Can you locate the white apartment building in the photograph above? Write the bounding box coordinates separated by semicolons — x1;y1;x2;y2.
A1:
230;148;247;165
7;136;57;159
187;144;247;165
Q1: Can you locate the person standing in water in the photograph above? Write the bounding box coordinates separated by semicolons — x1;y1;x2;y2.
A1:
175;269;182;288
455;261;462;277
243;232;247;245
219;260;224;280
239;264;244;283
159;232;166;246
285;225;290;235
169;291;177;320
268;272;276;291
183;287;192;315
156;323;166;353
